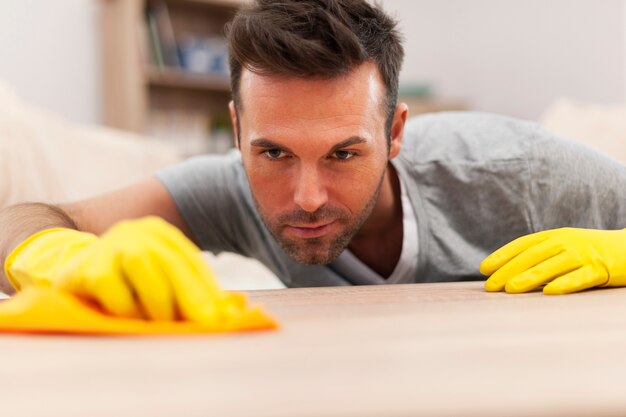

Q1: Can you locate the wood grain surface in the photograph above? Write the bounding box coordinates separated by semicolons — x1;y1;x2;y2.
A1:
2;281;626;417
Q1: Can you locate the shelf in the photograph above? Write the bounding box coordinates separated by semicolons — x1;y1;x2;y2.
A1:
146;68;231;92
102;0;238;145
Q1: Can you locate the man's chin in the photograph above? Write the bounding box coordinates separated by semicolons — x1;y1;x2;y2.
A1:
289;252;337;265
279;239;343;265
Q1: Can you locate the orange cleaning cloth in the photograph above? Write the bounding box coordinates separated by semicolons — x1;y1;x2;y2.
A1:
0;286;278;336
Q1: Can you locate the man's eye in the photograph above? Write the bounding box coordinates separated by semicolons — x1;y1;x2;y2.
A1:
333;150;355;160
263;149;284;159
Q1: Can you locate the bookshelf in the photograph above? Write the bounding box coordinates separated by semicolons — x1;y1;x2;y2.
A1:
101;0;243;155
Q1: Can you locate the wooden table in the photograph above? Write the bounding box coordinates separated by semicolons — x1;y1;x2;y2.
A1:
2;281;626;417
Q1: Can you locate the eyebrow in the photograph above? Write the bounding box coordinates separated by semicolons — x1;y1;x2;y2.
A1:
250;138;293;153
329;136;367;153
250;136;367;154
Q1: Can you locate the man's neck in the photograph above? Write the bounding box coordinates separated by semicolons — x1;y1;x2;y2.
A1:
347;164;403;278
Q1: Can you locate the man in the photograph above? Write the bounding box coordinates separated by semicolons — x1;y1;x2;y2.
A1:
1;0;625;322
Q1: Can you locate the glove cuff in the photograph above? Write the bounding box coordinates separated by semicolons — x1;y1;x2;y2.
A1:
4;228;97;291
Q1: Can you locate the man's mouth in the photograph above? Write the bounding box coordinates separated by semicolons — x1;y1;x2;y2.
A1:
285;221;336;239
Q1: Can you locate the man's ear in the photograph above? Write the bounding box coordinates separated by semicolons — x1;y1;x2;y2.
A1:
229;100;240;148
389;102;408;159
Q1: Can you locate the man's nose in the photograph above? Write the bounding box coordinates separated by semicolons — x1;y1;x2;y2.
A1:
293;164;329;213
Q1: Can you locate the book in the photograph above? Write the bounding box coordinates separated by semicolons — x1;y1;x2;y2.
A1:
151;0;181;68
146;8;164;69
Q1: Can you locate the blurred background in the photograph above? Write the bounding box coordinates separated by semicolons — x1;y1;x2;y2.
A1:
1;0;624;139
1;0;625;290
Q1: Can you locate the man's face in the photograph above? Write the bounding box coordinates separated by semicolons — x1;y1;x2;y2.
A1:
232;63;400;264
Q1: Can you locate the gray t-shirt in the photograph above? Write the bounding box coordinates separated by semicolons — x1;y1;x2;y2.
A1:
156;112;626;287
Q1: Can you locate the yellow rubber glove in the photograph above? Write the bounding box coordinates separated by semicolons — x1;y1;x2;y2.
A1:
5;217;226;322
481;228;626;294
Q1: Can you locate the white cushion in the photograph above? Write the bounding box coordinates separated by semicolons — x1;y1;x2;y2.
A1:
0;81;180;207
540;98;626;163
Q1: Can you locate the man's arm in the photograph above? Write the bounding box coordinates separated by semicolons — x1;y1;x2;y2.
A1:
0;177;193;294
482;127;626;294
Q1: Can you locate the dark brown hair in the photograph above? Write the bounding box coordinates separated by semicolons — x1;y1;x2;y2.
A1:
225;0;404;142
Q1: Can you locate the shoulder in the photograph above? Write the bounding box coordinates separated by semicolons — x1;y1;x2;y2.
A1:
400;111;542;164
158;149;243;177
156;149;247;193
154;150;263;253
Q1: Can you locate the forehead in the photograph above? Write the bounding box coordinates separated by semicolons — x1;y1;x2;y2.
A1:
237;63;386;141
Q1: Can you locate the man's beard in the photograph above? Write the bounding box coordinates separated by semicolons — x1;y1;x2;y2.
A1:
253;174;385;265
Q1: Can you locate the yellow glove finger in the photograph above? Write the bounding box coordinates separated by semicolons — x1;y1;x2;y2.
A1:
484;239;564;292
480;231;550;276
147;218;224;293
68;234;212;322
120;251;175;321
139;224;223;323
154;244;222;323
94;217;221;323
504;252;581;293
62;247;142;320
543;266;609;295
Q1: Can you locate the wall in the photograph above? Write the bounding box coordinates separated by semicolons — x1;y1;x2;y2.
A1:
0;0;102;124
0;0;623;124
384;0;626;120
